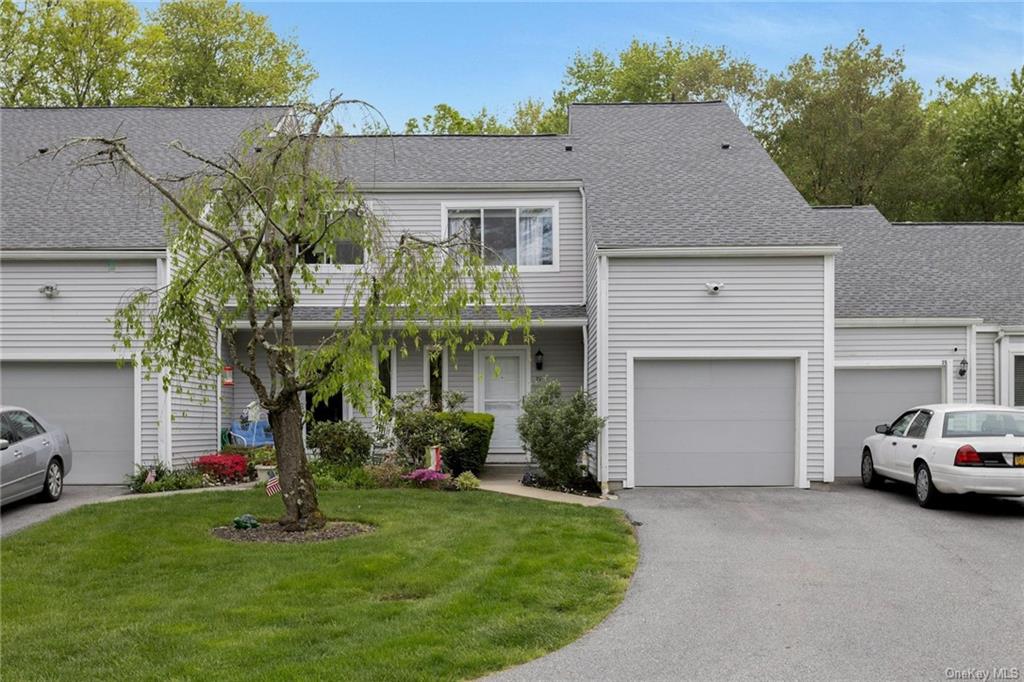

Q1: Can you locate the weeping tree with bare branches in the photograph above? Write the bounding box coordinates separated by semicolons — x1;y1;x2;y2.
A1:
47;96;532;530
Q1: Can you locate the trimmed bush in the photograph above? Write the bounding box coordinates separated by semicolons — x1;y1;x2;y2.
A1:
195;454;249;483
308;420;373;468
516;379;605;487
392;391;464;468
439;412;494;475
454;471;481;491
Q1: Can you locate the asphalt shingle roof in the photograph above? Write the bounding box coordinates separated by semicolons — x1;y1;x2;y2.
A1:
327;102;836;248
822;205;1024;325
1;106;288;249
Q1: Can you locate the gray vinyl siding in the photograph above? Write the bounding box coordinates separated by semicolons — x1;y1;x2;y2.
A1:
835;326;970;403
0;258;158;353
975;331;998;404
605;256;828;484
294;191;585;307
170;375;220;465
0;257;164;468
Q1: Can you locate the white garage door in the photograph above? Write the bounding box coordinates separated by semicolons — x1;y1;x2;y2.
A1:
1;362;134;484
634;359;797;486
834;367;943;477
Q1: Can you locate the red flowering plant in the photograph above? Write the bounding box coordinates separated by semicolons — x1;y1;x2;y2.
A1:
401;468;451;489
195;454;250;484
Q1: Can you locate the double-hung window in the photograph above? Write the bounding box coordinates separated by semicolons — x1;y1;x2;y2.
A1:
446;203;556;269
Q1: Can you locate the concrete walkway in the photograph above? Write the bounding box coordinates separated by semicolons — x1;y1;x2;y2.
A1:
478;465;606;507
1;485;127;538
492;482;1024;681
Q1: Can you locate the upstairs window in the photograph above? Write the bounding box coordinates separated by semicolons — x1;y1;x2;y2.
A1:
446;205;555;268
300;238;364;266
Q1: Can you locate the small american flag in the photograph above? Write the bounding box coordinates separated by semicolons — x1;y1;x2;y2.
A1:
144;469;156;485
265;473;281;496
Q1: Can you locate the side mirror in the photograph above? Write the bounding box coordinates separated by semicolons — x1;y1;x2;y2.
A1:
0;439;8;451
874;424;890;435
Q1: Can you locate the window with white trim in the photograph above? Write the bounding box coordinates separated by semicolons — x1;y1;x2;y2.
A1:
1014;355;1024;407
446;205;554;267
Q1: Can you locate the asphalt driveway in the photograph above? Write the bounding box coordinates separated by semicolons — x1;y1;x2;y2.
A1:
494;480;1024;681
1;485;127;538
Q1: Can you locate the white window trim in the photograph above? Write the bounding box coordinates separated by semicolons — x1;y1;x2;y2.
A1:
440;199;560;273
1012;353;1024;407
472;345;531;454
624;349;810;490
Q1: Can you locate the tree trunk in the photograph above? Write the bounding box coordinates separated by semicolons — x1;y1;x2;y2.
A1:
268;392;326;531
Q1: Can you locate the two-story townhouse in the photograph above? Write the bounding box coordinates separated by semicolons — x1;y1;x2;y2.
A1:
2;103;1022;491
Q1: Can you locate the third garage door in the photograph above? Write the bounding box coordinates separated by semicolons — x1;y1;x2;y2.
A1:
634;359;796;486
834;367;943;477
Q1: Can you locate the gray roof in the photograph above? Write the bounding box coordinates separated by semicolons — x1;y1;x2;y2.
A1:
242;305;586;323
1;106;288;249
822;205;1024;325
327;102;836;248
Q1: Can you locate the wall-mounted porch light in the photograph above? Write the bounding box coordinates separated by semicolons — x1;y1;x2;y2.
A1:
958;358;969;377
38;283;59;298
534;349;544;371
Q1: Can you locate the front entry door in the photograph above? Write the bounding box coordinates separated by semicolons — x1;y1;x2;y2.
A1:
480;350;528;452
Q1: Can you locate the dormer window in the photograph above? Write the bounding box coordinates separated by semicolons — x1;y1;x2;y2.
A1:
445;202;557;269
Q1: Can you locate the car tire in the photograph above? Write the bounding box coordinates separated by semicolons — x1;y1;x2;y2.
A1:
39;458;63;503
914;463;942;509
861;450;883;488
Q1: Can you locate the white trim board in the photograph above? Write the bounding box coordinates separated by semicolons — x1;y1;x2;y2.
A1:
823;254;836;483
836;317;983;328
597;245;841;258
624;349;811;490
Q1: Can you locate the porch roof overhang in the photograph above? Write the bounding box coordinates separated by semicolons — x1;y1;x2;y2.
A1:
227;305;587;329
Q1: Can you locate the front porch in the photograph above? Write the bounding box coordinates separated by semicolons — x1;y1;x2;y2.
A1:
223;312;586;463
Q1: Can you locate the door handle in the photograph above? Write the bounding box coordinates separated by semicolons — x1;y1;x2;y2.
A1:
911;444;918;449
891;441;897;446
13;450;24;459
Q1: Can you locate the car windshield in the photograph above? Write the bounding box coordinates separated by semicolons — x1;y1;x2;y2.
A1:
942;411;1024;438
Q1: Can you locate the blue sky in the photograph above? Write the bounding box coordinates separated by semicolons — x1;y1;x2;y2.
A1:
146;2;1024;127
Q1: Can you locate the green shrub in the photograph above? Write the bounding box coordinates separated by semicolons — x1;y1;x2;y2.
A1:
307;420;373;468
365;461;407;488
516;379;605;487
392;390;465;468
125;463;205;494
439;412;494;475
454;471;481;491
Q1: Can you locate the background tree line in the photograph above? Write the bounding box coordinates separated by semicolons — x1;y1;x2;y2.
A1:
406;33;1024;223
4;2;1020;223
1;0;313;107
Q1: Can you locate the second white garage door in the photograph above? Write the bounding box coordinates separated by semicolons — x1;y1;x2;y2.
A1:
634;359;797;486
834;367;943;477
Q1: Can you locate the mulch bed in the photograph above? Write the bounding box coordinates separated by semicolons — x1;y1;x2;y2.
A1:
211;521;374;544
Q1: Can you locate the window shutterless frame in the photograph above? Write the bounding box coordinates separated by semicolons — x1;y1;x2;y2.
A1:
441;199;559;272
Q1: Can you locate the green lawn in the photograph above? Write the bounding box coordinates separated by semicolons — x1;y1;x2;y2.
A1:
1;489;636;681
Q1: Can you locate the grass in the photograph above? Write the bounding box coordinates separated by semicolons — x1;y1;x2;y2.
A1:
1;489;637;681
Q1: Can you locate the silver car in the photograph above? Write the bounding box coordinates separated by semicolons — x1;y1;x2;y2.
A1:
1;405;72;505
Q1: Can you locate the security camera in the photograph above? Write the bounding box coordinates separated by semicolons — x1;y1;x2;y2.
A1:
705;282;724;295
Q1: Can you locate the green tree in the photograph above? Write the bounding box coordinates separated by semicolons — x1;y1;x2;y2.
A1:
1;0;314;107
51;97;531;530
132;0;314;105
404;103;512;135
920;70;1024;221
409;38;761;135
755;31;926;215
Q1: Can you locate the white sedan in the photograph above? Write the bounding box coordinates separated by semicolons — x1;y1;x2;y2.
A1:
860;404;1024;507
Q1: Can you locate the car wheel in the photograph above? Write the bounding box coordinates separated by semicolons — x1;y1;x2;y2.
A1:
40;458;63;502
861;450;882;488
914;463;942;509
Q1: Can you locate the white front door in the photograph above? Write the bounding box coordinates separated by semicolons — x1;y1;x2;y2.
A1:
479;349;528;452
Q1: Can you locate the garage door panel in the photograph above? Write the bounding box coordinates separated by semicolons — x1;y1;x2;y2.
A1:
834;367;942;477
634;359;796;486
1;362;134;484
638;387;792;421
